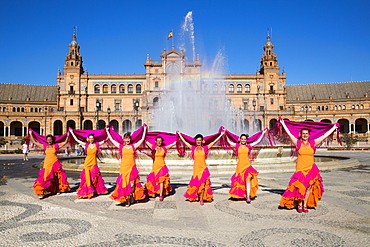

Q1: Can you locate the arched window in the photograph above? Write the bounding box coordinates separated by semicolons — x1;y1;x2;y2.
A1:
228;84;234;93
321;106;324;111
352;105;355;109
94;84;100;93
119;84;125;93
35;108;38;113
338;105;342;110
111;84;117;93
325;106;328;110
360;104;364;109
128;84;133;93
12;107;16;112
237;84;242;93
213;84;218;93
301;106;304;111
30;108;34;112
17;107;20;112
317;106;320;111
153;97;159;106
245;84;250;93
343;105;346;110
136;84;142;94
102;84;108;94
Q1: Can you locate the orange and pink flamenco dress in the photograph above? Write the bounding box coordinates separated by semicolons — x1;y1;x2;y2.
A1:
33;144;70;196
184;146;213;202
76;143;108;198
228;144;258;199
110;145;145;202
145;147;172;197
279;140;324;209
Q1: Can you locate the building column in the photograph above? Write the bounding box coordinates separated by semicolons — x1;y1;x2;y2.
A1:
3;126;6;137
22;126;24;137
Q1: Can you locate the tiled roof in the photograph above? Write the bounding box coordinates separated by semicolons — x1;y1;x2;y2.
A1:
0;83;57;102
286;81;370;101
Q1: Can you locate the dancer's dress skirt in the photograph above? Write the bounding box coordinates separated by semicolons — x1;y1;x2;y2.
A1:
76;164;108;198
110;165;145;202
228;165;258;199
184;167;213;202
145;165;172;197
279;163;324;209
33;160;70;195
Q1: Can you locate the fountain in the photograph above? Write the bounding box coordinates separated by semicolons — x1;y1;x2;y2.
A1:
152;11;246;136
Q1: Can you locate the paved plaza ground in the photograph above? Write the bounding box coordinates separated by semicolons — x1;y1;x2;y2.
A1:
0;151;369;246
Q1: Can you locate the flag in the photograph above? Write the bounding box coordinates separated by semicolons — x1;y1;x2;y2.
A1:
167;31;173;39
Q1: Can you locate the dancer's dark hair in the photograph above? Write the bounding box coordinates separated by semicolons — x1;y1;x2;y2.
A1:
46;134;55;143
194;134;204;140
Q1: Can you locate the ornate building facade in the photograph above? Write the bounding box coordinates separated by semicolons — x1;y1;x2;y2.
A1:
1;31;369;145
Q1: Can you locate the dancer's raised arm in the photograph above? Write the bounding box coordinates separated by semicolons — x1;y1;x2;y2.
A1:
165;140;177;150
249;129;268;147
69;129;85;145
28;130;44;149
133;125;147;149
177;131;192;149
225;135;237;147
145;141;153;149
314;124;338;147
57;132;70;149
280;119;298;146
207;131;225;149
106;126;120;147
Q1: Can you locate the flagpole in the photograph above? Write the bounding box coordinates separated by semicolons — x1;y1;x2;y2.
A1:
171;29;174;49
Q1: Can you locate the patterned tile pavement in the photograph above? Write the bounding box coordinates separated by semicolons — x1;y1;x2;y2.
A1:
0;151;369;246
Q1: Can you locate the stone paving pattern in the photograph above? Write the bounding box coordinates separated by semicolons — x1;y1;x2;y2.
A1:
0;151;369;246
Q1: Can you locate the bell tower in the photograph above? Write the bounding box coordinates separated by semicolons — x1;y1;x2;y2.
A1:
259;34;279;75
257;32;286;113
57;28;88;127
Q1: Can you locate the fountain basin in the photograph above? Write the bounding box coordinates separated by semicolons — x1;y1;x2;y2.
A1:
60;148;359;175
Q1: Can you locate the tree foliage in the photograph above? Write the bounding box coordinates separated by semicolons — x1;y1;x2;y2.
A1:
0;137;8;147
341;133;358;150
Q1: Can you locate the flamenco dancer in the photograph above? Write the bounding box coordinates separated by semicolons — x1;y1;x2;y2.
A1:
29;132;71;199
226;129;267;203
107;125;147;206
145;136;176;201
178;131;224;205
278;119;338;213
69;132;108;199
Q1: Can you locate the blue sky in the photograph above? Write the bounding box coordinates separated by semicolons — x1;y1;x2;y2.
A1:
0;0;369;86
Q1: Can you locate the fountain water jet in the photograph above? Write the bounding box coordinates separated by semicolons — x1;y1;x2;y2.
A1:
152;11;246;136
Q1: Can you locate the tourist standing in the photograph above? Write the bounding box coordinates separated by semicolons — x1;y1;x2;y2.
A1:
22;142;29;161
145;136;176;201
29;132;71;199
178;131;224;205
107;125;147;206
278;119;338;213
69;132;108;199
226;129;267;203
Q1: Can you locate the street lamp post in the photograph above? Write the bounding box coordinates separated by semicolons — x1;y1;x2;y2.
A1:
305;105;308;121
107;107;111;125
133;99;139;128
252;99;256;132
96;100;101;129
